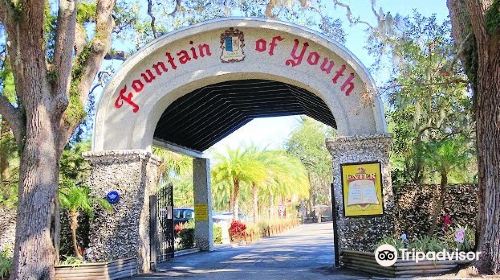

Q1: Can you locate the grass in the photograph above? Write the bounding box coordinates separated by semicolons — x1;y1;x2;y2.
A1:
0;249;12;280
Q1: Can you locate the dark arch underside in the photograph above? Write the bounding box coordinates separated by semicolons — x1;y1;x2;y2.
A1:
154;79;336;151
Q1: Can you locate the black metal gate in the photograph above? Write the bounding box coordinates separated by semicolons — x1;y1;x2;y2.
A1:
150;183;174;269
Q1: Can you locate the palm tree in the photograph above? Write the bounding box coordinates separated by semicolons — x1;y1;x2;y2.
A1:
212;147;310;222
58;181;110;259
245;147;271;222
212;148;267;219
153;147;192;184
153;147;194;207
211;180;232;211
423;137;472;234
261;151;309;219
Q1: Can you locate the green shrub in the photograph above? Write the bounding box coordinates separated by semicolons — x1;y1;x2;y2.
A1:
255;218;299;238
178;221;195;249
213;224;223;244
0;249;12;280
257;221;270;237
245;223;261;241
409;236;448;253
376;234;451;253
444;225;475;252
375;236;405;250
60;255;83;267
179;228;195;249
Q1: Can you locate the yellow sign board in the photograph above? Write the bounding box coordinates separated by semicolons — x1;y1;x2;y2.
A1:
194;204;208;221
341;162;384;217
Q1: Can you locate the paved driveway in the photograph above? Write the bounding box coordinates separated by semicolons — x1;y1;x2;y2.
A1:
129;222;368;280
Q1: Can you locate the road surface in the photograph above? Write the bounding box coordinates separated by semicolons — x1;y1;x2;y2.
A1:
129;222;368;280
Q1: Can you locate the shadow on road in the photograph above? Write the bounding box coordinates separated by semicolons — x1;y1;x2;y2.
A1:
129;223;368;280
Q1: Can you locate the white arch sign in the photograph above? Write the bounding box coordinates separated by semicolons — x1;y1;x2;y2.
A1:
93;18;387;151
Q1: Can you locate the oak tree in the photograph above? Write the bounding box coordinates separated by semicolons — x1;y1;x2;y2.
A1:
447;0;500;274
0;0;115;278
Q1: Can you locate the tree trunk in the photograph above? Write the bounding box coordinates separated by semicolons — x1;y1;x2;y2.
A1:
412;147;424;184
307;171;313;217
0;119;11;192
252;183;258;223
0;0;115;278
269;194;275;219
229;185;234;213
429;169;448;234
10;112;61;280
69;210;82;259
232;178;240;220
474;28;500;274
447;0;500;273
52;199;61;263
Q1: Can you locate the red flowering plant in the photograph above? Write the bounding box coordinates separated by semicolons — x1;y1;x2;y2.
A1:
442;213;452;233
229;220;247;242
175;223;184;236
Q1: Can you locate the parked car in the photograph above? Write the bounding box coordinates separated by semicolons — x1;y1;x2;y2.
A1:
173;208;249;225
174;208;194;225
212;211;249;223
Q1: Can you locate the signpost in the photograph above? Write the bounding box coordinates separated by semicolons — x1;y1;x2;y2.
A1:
340;161;384;217
194;204;209;222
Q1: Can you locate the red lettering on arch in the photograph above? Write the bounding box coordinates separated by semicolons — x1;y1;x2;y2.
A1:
255;38;267;52
341;73;355;96
152;62;168;76
132;79;144;92
115;85;139;113
141;69;156;83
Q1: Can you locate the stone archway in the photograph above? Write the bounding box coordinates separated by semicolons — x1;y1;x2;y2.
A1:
86;18;393;273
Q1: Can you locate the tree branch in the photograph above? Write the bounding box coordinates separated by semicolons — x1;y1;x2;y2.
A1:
0;0;17;24
166;0;182;16
332;0;374;29
448;32;472;70
77;0;115;96
147;0;157;38
370;0;382;23
0;95;23;145
104;49;126;60
465;0;489;44
59;0;116;150
380;78;469;94
0;1;6;22
447;0;471;45
4;0;46;109
265;0;277;19
88;70;111;96
74;23;87;59
52;0;77;105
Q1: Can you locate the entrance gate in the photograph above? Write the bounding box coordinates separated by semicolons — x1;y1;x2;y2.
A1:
149;184;174;269
85;18;394;274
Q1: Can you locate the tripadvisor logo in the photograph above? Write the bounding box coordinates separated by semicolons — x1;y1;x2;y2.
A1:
374;244;398;267
374;244;481;267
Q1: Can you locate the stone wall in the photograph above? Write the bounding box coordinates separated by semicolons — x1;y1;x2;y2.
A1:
327;134;395;252
84;150;161;273
394;184;478;238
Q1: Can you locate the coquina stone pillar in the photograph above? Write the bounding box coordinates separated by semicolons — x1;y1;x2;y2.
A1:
193;158;214;251
83;150;161;273
326;134;395;252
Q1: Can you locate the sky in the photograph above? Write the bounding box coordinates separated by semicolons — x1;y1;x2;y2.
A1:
207;0;451;156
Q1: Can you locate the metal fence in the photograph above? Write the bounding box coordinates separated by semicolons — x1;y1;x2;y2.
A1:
150;184;174;269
